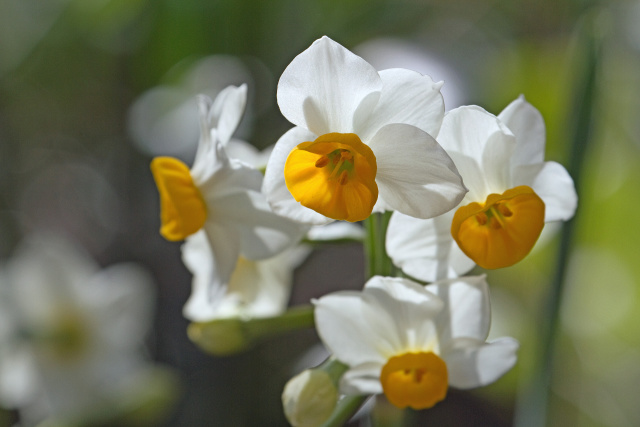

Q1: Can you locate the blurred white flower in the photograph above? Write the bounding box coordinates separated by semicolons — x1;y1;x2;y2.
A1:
128;55;256;160
264;36;466;225
387;96;577;280
150;91;307;297
354;37;467;110
0;235;159;425
313;275;518;409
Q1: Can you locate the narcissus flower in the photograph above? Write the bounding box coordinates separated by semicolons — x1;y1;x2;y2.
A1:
313;275;518;409
264;36;466;225
150;91;306;294
387;96;577;278
0;235;169;425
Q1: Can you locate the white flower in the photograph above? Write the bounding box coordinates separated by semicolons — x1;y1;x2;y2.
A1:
313;275;518;409
0;235;156;424
182;230;310;322
264;36;466;225
150;91;307;295
387;96;578;279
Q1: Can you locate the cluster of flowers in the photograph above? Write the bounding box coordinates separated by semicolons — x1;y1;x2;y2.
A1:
150;36;577;425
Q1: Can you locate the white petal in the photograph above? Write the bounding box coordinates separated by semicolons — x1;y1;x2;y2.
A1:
277;36;382;134
513;161;577;222
498;95;546;168
230;251;297;318
363;276;443;352
191;95;222;181
306;221;366;242
182;231;220;321
443;337;519;389
438;106;515;201
425;275;491;344
339;362;384;395
481;130;516;195
354;68;444;141
199;157;263;199
209;84;247;146
85;264;155;349
182;225;240;321
369;123;467;218
263;126;333;225
225;139;273;169
214;191;307;260
0;347;38;407
313;291;392;366
202;253;294;320
386;211;475;282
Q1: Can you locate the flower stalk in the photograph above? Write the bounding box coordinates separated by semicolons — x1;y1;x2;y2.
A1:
188;305;315;356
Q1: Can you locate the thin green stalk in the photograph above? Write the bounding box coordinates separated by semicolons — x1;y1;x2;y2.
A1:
365;212;395;278
514;10;605;427
320;395;370;427
364;214;378;279
246;305;316;339
188;305;315;356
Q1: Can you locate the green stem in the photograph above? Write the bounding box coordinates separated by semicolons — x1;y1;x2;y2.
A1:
320;395;370;427
245;305;315;340
514;10;604;427
318;358;350;384
188;306;315;356
364;214;378;279
364;212;395;278
379;210;395;277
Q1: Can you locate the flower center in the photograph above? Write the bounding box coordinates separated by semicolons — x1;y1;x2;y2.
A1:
150;157;207;241
451;185;545;269
284;133;378;222
17;310;90;364
380;352;448;410
46;311;89;362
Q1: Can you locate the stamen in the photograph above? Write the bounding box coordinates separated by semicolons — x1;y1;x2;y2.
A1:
338;170;349;185
489;216;502;229
498;203;513;217
315;156;329;168
340;150;353;161
475;212;488;225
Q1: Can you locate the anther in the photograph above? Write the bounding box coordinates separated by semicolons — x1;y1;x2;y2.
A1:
315;156;330;168
497;203;513;217
489;217;502;229
475;212;488;225
338;170;349;185
340;151;353;162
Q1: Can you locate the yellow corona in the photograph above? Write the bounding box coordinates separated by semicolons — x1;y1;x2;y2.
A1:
451;185;545;269
150;157;207;241
284;133;378;222
380;352;448;409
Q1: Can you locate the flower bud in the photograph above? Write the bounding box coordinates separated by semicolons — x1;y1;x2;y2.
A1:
282;369;338;427
187;319;250;356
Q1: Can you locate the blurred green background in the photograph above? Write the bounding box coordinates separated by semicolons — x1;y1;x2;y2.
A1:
1;0;639;426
